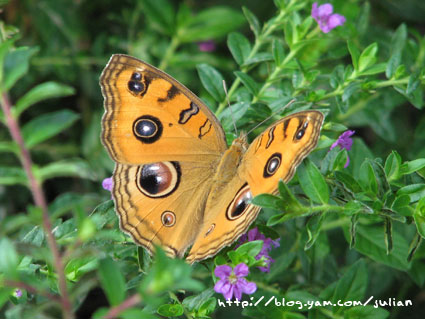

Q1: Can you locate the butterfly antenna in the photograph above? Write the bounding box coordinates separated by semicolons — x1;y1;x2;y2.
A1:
223;80;238;136
243;99;297;138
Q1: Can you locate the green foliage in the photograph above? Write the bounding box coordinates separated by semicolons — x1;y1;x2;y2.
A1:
1;0;425;318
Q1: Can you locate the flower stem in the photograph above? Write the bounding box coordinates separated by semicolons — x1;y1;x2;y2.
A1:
0;93;73;319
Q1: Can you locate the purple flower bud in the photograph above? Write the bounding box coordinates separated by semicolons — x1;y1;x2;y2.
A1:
198;40;216;52
330;130;355;167
312;2;346;33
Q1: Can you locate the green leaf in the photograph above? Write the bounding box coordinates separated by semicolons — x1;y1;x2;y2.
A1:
157;304;184;317
182;288;215;311
331;259;367;312
386;51;401;79
347;40;360;71
3;46;38;91
14;82;75;118
414;197;425;239
390;24;407;54
141;0;175;35
21;110;79;148
196;64;225;102
334;171;362;193
234;71;259;96
345;224;410;271
37;159;96;182
397;184;425;203
0;141;19;154
401;158;425;175
298;160;329;204
0;166;27;185
384;151;402;182
344;306;389;319
342;82;360;102
272;39;285;66
179;7;245;42
218;102;249;131
357;63;386;76
358;160;378;198
305;213;324;250
98;257;126;306
227;32;251;65
358;43;378;72
242;6;261;37
235;240;263;258
252;193;284;210
0;238;19;279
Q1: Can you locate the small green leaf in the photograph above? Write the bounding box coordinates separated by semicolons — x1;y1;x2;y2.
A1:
182;288;215;311
227;32;251;65
15;82;75;118
358;42;378;72
386;51;401;79
334;171;362;193
305;213;324;250
22;110;79;148
414;197;425;239
218;102;249;131
397;184;425;203
331;259;367;312
0;141;18;154
345;224;410;271
342;82;360;102
347;40;360;71
406;71;420;95
242;7;261;37
298;160;329;204
401;158;425;175
179;7;245;42
0;238;19;279
344;306;389;319
157;304;184;317
141;0;175;35
384;151;402;182
235;240;263;258
98;257;126;306
37;159;96;182
3;46;38;91
0;166;27;185
272;39;285;66
390;24;407;54
234;71;259;96
196;64;225;102
251;193;284;210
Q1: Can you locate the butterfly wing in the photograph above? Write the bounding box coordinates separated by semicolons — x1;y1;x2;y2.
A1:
242;110;324;196
100;54;227;164
186;111;324;262
100;54;228;257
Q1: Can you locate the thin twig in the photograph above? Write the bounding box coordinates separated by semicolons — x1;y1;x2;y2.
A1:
0;93;74;319
103;294;142;319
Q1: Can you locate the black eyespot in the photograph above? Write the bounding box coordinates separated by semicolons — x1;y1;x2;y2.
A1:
128;80;144;93
226;184;252;220
161;211;176;227
133;115;163;144
131;72;142;81
136;162;181;198
263;153;282;178
296;129;305;140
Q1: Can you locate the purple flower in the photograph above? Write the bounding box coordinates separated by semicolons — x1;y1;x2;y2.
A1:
330;130;355;168
214;263;257;300
14;289;22;298
238;227;280;272
102;177;113;192
311;2;346;33
198;40;216;52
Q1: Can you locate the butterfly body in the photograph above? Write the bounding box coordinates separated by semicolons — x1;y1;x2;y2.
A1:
100;54;324;263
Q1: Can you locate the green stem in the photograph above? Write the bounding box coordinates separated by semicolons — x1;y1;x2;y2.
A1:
159;37;180;70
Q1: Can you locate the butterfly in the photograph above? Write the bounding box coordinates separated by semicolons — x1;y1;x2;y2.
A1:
100;54;324;263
